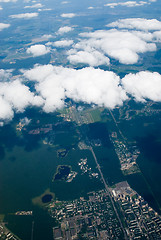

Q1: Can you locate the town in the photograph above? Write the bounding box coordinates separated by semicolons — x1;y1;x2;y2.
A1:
13;103;161;240
48;181;161;240
0;222;20;240
110;132;140;175
49;189;124;240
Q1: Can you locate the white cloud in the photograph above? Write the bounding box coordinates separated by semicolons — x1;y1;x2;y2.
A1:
22;64;54;81
23;0;31;3
153;31;161;41
105;1;149;8
65;18;161;66
23;64;127;112
0;80;43;112
131;31;153;41
61;1;69;3
26;44;50;57
24;3;43;8
38;8;52;12
61;13;76;18
10;12;38;19
53;40;73;47
41;34;53;40
0;23;10;31
2;64;161;122
57;26;73;35
105;3;118;8
0;70;44;121
122;71;161;102
68;28;156;65
0;69;13;81
107;18;161;31
0;6;2;10
67;49;110;66
0;96;14;121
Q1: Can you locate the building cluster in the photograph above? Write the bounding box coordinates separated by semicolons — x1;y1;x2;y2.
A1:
0;223;20;240
60;105;94;126
16;117;31;131
110;132;140;175
15;211;32;216
78;158;99;179
49;181;161;240
112;181;161;239
119;101;161;121
49;190;123;240
78;141;89;150
28;124;52;135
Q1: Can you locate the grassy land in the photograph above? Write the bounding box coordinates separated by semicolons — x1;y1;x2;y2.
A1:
0;214;4;222
32;188;55;207
89;108;102;122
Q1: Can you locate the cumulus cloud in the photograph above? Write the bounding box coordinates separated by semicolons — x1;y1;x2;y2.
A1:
0;23;10;31
65;18;161;66
10;12;38;19
61;1;69;4
67;49;110;66
2;63;161;122
41;34;53;40
23;64;127;112
61;13;76;18
24;3;43;8
53;40;73;47
26;44;50;57
122;71;161;102
107;18;161;31
67;28;156;65
38;8;52;12
131;31;153;41
22;64;54;81
105;1;149;8
57;26;73;34
0;96;14;121
0;70;44;121
153;31;161;41
0;80;43;112
0;69;13;81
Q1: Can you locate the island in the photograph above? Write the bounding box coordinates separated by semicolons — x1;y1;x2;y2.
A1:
53;165;77;182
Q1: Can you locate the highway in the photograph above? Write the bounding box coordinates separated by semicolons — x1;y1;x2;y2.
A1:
89;146;128;240
108;108;126;141
72;104;128;238
31;221;34;240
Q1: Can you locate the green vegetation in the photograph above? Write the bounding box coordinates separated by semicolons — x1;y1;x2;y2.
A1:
58;108;69;115
57;148;68;158
89;108;102;122
132;194;138;200
123;164;141;176
111;184;116;189
53;165;71;181
0;214;4;222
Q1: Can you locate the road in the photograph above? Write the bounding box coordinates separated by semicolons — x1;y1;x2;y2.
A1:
108;108;126;141
72;104;128;238
89;146;128;240
31;221;34;240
